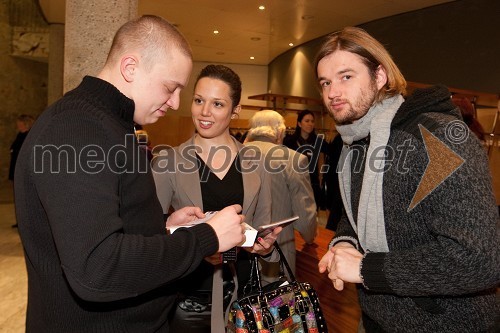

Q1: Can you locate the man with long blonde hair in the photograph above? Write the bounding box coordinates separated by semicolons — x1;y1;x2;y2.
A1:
317;27;498;332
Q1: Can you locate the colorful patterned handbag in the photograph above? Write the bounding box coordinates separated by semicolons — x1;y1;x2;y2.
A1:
227;243;328;333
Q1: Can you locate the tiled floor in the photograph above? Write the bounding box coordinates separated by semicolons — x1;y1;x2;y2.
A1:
0;181;27;333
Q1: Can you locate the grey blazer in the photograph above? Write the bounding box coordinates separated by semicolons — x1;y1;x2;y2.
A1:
152;135;273;329
152;135;272;229
244;139;317;280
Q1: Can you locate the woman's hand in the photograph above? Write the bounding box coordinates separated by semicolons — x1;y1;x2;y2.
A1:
245;226;282;256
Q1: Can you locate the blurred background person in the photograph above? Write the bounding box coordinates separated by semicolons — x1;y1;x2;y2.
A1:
9;114;35;228
245;110;317;282
283;110;327;211
451;95;486;144
134;125;153;161
322;131;344;231
9;114;35;182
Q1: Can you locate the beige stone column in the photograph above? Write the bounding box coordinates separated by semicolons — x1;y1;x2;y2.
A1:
63;0;138;92
48;24;64;105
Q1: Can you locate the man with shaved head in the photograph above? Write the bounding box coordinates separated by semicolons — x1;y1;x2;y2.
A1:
15;15;245;332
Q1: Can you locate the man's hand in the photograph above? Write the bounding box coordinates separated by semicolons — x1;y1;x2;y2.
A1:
166;206;205;228
206;204;246;253
318;241;361;291
318;247;335;274
327;246;363;290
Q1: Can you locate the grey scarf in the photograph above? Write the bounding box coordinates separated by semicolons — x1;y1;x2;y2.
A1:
336;95;404;252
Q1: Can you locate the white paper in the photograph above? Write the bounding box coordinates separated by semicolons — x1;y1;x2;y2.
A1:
168;213;258;247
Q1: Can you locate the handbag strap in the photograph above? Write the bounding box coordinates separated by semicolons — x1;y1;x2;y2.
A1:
248;242;299;295
252;255;263;295
272;242;296;282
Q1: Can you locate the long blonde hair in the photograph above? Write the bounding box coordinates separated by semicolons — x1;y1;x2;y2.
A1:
315;26;406;103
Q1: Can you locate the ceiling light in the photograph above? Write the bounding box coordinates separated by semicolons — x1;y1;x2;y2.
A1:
250;56;255;60
258;5;265;10
213;30;219;34
289;43;294;47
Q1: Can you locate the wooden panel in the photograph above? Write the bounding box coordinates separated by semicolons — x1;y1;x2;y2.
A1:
406;81;499;108
143;115;195;147
248;93;323;106
295;228;361;332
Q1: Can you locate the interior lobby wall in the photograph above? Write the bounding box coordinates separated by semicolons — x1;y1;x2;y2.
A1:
268;0;500;98
0;0;48;181
268;0;500;204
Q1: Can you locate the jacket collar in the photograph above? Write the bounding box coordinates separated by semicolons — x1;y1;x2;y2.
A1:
176;135;261;214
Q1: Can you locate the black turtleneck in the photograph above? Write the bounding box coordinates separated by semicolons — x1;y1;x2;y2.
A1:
14;76;219;332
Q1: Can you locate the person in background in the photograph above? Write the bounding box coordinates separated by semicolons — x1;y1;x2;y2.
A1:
9;114;35;228
283;110;327;211
244;110;317;282
451;95;486;143
14;15;246;332
152;65;279;332
316;26;499;332
134;125;153;161
322;132;344;231
9;114;35;181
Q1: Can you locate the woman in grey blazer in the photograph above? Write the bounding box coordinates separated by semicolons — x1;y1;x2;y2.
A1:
152;65;278;332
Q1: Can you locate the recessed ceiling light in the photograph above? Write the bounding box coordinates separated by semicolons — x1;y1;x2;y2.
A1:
258;5;265;10
213;30;219;34
250;37;261;41
289;43;294;47
250;56;255;60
